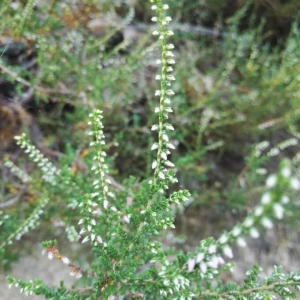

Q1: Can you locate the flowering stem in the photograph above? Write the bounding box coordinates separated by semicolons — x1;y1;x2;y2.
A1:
201;279;299;297
126;0;176;250
150;0;176;184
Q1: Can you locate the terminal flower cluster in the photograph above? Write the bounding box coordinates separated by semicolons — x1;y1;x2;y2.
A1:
15;133;60;185
150;0;177;186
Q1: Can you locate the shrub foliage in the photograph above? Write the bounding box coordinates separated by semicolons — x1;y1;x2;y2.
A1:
1;0;300;299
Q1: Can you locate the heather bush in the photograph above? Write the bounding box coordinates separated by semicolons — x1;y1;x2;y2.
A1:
1;0;300;299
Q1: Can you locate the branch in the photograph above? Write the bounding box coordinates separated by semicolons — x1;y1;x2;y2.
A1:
125;22;227;38
0;193;22;209
200;279;300;298
0;61;76;97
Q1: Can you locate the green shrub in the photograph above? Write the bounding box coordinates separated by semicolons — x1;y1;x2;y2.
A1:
1;0;300;299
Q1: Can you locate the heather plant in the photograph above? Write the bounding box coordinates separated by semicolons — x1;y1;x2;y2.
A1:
167;7;300;218
1;0;300;299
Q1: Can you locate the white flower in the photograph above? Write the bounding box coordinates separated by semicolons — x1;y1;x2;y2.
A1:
161;152;168;160
208;244;216;254
167;59;175;64
219;234;228;244
290;177;300;190
173;277;179;287
223;245;234;258
167;75;175;81
152;160;158;169
158;172;165;179
165;160;175;167
167;143;175;149
62;257;70;265
151;143;158;150
249;227;260;238
187;259;195;272
215;258;223;268
123;215;130;223
165;30;174;36
200;262;207;273
232;226;241;237
293;275;300;281
162;134;169;141
103;199;108;209
261;192;271;205
166;90;175;96
254;205;264;216
273;203;284;219
243;217;254;228
82;236;90;243
266;174;277;188
163;279;170;286
151;124;159;131
195;252;204;263
165;124;174;130
256;168;267;175
207;256;219;268
268;148;279;156
261;217;273;229
281;167;291;178
280;195;289;204
237;237;247;247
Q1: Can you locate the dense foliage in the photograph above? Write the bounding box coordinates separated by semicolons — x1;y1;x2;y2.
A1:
1;0;300;299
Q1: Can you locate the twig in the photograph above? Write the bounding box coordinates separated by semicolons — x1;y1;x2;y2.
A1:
18;88;34;104
0;192;23;209
0;61;76;97
127;22;227;38
29;123;63;158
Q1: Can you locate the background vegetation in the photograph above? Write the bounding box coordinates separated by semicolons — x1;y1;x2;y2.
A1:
1;0;300;298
